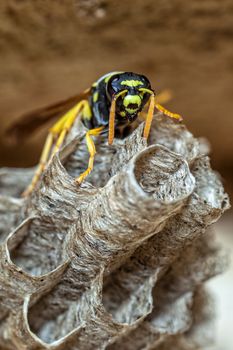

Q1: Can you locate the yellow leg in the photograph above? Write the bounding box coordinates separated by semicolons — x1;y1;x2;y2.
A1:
22;133;54;197
23;100;89;196
75;126;104;184
155;103;183;121
140;90;175;121
51;100;89;157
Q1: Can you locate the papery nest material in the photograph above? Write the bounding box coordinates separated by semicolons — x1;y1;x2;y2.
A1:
0;114;230;350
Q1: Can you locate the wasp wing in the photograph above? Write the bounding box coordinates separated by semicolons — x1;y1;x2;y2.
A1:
5;89;91;143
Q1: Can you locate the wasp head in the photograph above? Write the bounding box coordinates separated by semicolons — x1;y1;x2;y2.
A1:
107;72;153;123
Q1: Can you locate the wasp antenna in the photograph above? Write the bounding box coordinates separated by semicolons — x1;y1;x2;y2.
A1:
143;92;155;140
138;88;154;95
108;97;116;145
108;90;127;145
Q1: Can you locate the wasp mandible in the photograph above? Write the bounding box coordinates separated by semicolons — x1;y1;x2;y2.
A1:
7;71;182;196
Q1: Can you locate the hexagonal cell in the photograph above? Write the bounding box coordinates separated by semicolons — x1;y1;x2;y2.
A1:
26;268;100;345
7;217;67;277
28;299;78;344
102;251;156;326
0;196;23;244
133;145;195;202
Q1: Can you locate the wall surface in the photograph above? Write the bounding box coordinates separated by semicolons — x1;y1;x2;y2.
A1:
0;0;232;178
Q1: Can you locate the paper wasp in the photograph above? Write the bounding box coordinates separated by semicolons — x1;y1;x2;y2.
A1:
7;71;182;196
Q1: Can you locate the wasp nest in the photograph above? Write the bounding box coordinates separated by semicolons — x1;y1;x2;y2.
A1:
0;115;230;350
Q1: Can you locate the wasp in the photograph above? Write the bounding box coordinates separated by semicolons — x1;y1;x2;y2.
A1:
7;71;182;196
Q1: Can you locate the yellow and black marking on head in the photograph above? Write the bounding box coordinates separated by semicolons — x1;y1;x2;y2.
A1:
106;72;153;121
122;94;142;116
88;71;154;129
106;72;151;96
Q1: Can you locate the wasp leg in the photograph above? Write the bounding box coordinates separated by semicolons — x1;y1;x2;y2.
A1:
142;100;182;141
23;100;90;196
76;126;104;184
22;133;54;197
51;100;90;157
140;90;173;121
155;103;183;121
22;112;71;196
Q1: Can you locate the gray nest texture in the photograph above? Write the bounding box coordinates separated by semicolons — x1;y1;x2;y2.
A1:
0;115;230;350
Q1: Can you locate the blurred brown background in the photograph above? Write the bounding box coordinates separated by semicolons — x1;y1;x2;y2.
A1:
0;0;233;189
0;1;232;348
